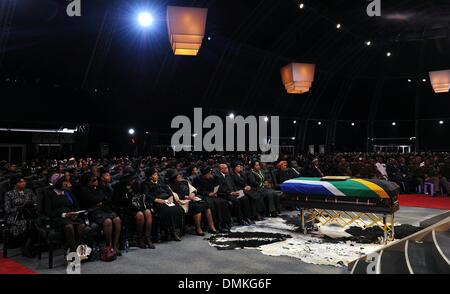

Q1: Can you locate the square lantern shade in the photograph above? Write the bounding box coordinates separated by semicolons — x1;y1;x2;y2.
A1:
429;70;450;93
280;63;316;94
167;6;208;56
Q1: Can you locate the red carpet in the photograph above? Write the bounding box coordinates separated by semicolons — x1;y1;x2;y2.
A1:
0;255;36;274
399;194;450;210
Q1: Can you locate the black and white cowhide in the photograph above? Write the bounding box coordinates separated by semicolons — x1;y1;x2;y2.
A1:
207;212;421;268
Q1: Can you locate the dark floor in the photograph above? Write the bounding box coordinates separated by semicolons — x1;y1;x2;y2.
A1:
3;206;447;274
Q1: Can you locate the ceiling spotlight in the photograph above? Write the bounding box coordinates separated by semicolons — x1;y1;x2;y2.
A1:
422;78;426;82
299;3;304;9
207;36;211;41
128;128;135;135
351;122;355;126
291;137;296;140
386;52;391;57
392;122;396;126
365;41;372;46
439;120;444;125
137;11;154;28
408;79;412;83
318;121;322;125
293;120;297;124
336;23;341;29
228;113;235;119
145;131;150;135
264;116;269;122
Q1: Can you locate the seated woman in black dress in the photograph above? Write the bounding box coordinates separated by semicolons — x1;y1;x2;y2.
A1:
112;173;154;249
141;168;185;242
4;176;37;257
165;169;217;236
77;172;122;255
44;175;85;253
193;167;232;232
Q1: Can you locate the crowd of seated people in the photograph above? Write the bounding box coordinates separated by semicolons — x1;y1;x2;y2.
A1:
0;155;284;261
0;151;449;263
284;152;450;196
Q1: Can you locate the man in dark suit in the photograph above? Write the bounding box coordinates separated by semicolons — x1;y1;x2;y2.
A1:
230;162;263;221
306;158;325;177
217;164;252;225
276;160;300;185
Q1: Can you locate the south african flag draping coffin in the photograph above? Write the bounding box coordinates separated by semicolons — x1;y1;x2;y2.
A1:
280;177;400;214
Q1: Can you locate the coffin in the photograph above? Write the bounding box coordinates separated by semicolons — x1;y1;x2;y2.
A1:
280;177;400;214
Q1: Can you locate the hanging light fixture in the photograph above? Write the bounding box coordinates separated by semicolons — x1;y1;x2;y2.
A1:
167;6;208;56
429;70;450;93
280;63;316;94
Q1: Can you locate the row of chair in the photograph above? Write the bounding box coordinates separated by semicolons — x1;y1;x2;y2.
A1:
1;179;12;258
1;178;175;268
0;168;287;268
0;177;72;267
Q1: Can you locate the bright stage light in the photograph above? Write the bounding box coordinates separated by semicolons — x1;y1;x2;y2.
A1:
138;11;154;27
318;121;322;125
351;122;355;126
264;116;269;122
392;122;396;126
128;128;135;135
229;113;235;119
439;120;444;125
293;120;297;124
299;3;304;9
336;23;341;29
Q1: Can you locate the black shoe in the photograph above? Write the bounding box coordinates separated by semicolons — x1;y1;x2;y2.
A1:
195;228;205;237
246;218;255;225
243;219;251;225
208;229;218;234
153;234;161;243
171;232;182;241
114;248;122;256
144;237;155;249
237;220;247;226
21;247;35;258
220;225;231;233
137;238;147;249
218;224;230;233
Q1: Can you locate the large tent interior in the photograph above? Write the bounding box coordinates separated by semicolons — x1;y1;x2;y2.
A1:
0;0;449;275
